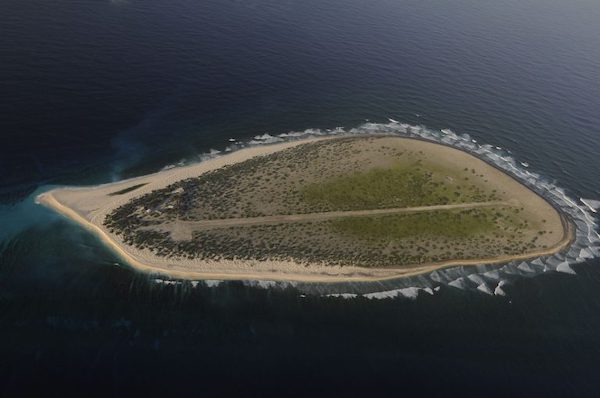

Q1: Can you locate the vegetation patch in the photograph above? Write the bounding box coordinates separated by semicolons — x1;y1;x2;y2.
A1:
332;209;498;241
303;164;497;211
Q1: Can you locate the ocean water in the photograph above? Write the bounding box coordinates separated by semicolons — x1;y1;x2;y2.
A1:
2;0;600;395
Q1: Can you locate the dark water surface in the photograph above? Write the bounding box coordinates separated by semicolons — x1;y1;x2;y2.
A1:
2;0;600;395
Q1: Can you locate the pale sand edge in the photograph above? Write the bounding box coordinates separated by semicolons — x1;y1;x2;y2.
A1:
35;136;575;283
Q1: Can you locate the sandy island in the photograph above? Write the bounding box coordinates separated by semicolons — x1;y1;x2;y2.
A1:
36;135;574;282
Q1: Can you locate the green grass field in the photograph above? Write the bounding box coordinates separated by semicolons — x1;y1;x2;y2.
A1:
302;163;499;211
331;208;508;241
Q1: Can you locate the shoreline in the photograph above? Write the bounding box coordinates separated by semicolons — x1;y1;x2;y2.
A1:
36;135;575;283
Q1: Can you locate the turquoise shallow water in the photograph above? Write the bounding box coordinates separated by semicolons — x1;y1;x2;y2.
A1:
2;0;600;395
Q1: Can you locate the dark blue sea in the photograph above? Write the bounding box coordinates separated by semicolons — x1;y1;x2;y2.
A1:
2;0;600;396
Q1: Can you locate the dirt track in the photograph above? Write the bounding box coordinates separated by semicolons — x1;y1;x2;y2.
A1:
162;200;514;239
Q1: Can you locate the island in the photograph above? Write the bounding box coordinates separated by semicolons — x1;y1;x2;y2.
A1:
37;135;574;282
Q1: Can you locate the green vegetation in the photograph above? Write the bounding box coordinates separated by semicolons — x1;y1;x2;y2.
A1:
159;207;535;267
303;164;497;211
332;209;498;241
108;183;147;196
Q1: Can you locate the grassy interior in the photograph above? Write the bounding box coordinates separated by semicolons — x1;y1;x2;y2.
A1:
302;163;498;211
332;209;498;241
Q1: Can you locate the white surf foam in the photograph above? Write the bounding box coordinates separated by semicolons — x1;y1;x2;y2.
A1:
477;283;494;295
556;262;576;275
494;281;509;296
363;287;424;300
581;198;600;213
326;293;359;299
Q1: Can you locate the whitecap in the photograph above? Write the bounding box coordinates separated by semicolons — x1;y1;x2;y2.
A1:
326;293;358;299
494;281;509;296
556;262;576;275
363;287;422;300
477;283;494;295
517;262;535;273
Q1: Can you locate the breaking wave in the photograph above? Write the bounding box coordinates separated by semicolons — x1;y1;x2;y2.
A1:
151;120;600;299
